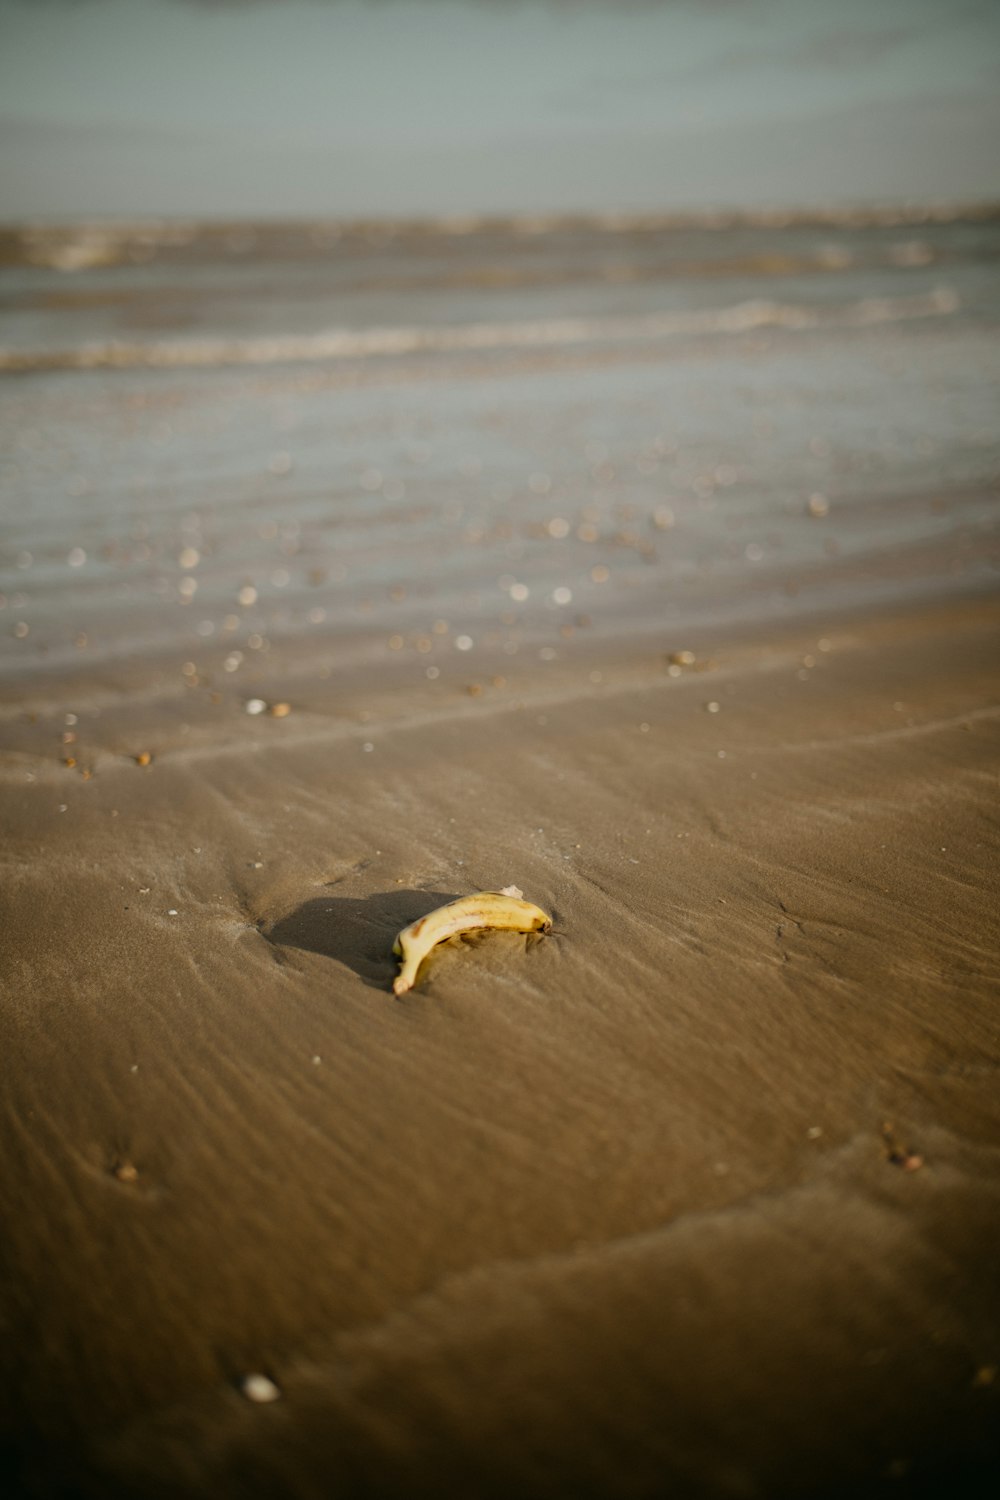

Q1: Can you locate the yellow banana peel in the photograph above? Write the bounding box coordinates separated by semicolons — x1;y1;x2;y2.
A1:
392;887;552;995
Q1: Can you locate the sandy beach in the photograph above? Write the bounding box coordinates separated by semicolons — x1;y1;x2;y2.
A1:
1;213;999;1497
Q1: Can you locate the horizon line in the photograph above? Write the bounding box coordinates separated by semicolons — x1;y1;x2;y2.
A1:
3;199;1000;238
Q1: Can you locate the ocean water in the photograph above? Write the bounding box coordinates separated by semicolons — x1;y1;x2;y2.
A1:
1;211;998;702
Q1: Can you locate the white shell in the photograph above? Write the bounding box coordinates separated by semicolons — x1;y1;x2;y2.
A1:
241;1373;281;1403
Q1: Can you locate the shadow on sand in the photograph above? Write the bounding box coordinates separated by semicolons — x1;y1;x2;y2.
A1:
264;888;459;992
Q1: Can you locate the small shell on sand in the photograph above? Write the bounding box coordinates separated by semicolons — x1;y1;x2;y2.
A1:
269;702;291;717
245;699;267;716
241;1373;281;1403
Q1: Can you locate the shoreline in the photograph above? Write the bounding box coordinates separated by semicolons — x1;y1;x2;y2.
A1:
2;206;998;1496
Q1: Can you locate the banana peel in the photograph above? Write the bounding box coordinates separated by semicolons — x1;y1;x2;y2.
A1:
392;886;551;995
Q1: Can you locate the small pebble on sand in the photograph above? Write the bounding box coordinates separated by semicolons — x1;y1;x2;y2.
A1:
668;651;696;667
807;493;830;518
241;1373;281;1404
113;1162;139;1184
269;702;291;718
245;699;267;715
134;752;153;767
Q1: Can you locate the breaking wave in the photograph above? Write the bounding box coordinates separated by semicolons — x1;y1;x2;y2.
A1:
0;287;960;374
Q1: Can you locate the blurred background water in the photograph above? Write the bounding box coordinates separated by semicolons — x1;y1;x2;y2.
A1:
1;0;998;712
1;211;998;704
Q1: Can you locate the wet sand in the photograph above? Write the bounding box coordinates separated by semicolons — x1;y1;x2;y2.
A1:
2;214;999;1497
2;590;999;1497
